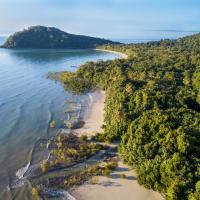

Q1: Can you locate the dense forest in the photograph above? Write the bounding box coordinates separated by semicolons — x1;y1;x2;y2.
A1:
1;26;118;49
54;33;200;200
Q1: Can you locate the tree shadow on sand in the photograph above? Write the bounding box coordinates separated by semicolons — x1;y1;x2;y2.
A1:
109;167;137;180
99;180;121;187
110;173;136;180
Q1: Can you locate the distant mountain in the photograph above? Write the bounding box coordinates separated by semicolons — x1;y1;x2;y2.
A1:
1;26;119;49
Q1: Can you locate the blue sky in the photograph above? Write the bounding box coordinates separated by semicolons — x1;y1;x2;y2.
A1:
0;0;200;39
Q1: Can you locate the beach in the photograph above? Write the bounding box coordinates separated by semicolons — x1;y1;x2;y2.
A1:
96;48;128;59
72;90;163;200
71;161;163;200
74;90;105;137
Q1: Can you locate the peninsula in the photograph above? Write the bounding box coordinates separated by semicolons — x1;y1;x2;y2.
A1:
1;26;119;49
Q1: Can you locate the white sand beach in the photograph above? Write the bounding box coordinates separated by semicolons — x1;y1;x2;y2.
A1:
72;90;163;200
74;90;105;137
96;49;128;59
72;161;163;200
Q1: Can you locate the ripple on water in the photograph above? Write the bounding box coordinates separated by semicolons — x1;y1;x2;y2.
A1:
0;48;120;198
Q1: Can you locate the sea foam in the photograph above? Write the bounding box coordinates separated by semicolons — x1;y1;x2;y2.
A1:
16;162;30;179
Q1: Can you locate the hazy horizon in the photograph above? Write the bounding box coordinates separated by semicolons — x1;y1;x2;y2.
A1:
0;28;199;43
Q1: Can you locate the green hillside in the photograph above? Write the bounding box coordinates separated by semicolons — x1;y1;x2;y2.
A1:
1;26;118;49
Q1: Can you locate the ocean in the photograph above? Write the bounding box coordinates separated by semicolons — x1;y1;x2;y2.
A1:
0;46;119;199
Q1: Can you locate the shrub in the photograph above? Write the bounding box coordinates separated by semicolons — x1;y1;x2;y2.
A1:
80;135;88;142
104;162;118;170
64;179;68;186
32;186;41;197
103;169;112;177
50;120;56;128
90;176;99;184
41;160;49;173
120;173;127;179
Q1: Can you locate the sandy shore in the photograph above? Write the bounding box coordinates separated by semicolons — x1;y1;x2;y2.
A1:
96;48;128;59
74;90;105;137
72;90;163;200
72;161;163;200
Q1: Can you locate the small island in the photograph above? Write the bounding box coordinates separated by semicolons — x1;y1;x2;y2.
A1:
1;26;119;49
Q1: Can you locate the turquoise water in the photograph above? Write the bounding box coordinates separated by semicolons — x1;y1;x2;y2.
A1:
0;48;119;197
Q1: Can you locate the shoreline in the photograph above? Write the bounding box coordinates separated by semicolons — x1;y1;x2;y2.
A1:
9;49;118;196
71;89;163;200
73;48;127;137
69;51;163;200
95;48;128;59
74;90;105;137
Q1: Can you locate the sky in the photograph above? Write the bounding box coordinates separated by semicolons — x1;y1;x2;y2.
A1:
0;0;200;39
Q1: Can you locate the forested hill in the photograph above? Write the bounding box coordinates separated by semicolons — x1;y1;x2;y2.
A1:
54;33;200;200
1;26;118;49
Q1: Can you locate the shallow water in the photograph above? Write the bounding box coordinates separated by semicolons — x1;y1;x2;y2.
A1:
0;48;119;198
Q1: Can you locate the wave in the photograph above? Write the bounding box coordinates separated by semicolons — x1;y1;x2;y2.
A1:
46;99;53;138
15;162;30;179
11;99;53;189
1;86;51;139
0;99;5;108
11;162;31;189
0;102;24;142
2;80;50;106
59;190;76;200
88;93;93;103
14;138;38;182
43;189;76;200
78;92;93;120
11;138;48;189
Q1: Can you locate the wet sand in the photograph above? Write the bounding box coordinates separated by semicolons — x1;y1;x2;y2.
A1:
74;90;105;137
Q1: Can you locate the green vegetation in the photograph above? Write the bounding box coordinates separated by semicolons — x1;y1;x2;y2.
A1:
90;176;99;184
102;161;118;178
120;173;127;179
102;169;111;177
49;120;56;128
103;161;118;171
42;158;118;189
79;135;88;142
40;134;104;173
55;33;200;199
2;26;118;49
41;160;49;173
31;186;41;198
63;165;101;187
